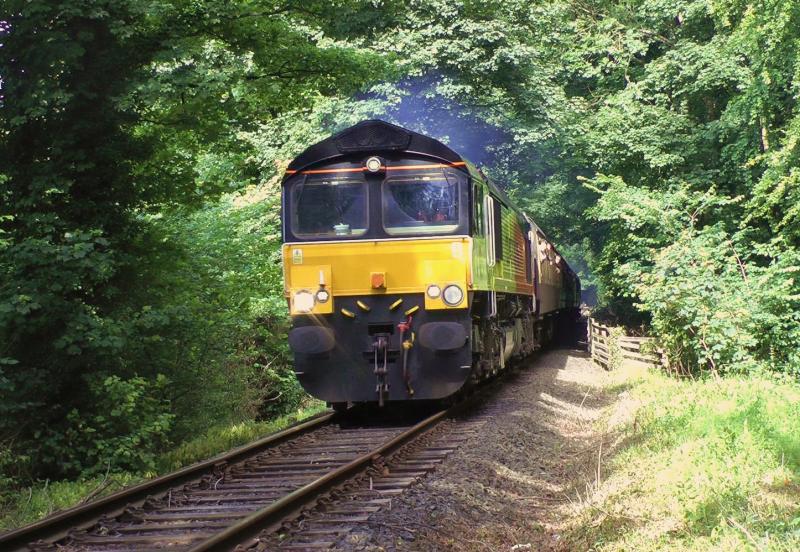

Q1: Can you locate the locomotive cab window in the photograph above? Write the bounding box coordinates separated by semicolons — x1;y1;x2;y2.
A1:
289;175;368;239
382;171;462;236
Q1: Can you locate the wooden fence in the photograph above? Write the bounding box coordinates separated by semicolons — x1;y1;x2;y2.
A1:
588;318;667;370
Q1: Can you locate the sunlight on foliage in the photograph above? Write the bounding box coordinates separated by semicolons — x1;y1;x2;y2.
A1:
566;365;800;551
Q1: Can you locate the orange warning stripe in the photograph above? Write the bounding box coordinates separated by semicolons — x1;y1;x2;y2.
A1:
387;162;466;171
291;167;366;175
285;161;466;176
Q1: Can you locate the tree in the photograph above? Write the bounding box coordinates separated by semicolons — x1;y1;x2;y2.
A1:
0;0;395;479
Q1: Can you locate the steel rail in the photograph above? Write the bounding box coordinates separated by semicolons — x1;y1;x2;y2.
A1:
0;410;335;552
186;408;449;552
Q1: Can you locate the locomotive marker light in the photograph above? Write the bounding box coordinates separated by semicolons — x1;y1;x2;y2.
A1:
442;284;464;306
371;272;386;289
293;290;315;313
365;156;384;173
315;289;330;303
426;284;442;299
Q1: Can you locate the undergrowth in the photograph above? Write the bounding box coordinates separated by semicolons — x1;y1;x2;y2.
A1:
567;365;800;551
0;402;324;531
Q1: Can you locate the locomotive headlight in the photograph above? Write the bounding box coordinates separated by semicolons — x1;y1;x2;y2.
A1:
293;290;315;313
426;284;441;299
315;289;330;303
442;285;464;306
365;156;383;173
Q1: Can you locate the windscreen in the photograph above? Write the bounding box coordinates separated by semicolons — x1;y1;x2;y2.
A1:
290;175;368;238
382;171;462;236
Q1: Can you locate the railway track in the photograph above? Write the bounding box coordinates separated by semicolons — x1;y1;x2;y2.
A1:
0;404;462;552
252;415;489;550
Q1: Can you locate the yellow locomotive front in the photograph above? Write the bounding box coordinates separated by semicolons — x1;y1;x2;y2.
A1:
282;121;476;407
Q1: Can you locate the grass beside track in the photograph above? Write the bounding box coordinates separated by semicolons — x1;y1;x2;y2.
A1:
566;364;800;551
0;402;325;531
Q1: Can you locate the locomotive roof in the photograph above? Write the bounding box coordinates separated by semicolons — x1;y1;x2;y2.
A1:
283;120;519;217
284;119;465;176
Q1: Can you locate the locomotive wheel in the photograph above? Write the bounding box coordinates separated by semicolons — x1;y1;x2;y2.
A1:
330;402;349;413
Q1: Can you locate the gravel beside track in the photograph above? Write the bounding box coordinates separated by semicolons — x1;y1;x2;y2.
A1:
287;349;611;552
351;349;611;552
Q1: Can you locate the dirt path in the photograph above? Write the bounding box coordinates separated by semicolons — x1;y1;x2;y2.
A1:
337;349;618;551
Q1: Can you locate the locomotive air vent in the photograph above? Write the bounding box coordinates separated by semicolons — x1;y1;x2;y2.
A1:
335;120;412;153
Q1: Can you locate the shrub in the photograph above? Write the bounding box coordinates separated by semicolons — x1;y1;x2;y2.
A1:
587;176;800;376
639;229;800;376
38;375;174;477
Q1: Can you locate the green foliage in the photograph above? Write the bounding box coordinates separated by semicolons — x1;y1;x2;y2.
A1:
586;174;800;375
43;375;174;476
537;0;800;376
0;402;323;530
156;402;325;473
566;366;800;551
0;0;395;482
1;0;153;480
2;0;799;498
606;326;626;370
0;473;143;532
639;230;800;376
152;179;305;432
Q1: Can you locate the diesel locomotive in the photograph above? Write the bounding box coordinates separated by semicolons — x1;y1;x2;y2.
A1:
282;120;580;409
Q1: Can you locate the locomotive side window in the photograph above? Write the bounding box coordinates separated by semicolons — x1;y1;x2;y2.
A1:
484;195;496;266
290;175;368;238
523;223;533;283
382;171;461;236
493;197;504;260
473;184;484;234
